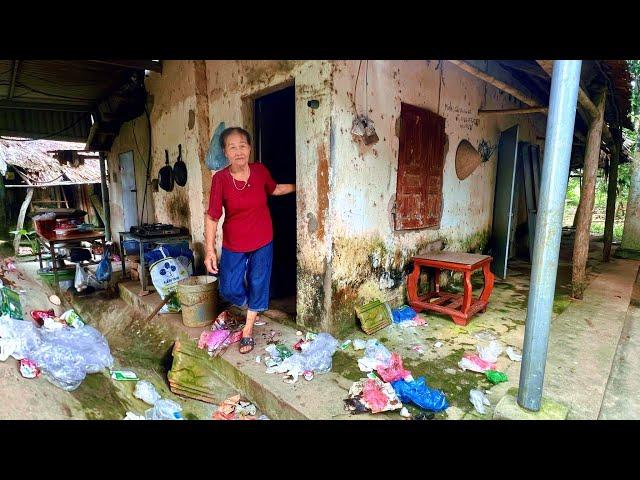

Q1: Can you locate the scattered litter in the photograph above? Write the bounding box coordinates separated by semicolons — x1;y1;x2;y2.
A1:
356;299;392;335
1;287;23;319
0;338;18;361
48;295;61;306
376;352;411;383
485;370;508;385
506;346;522;362
339;339;352;350
458;353;497;373
473;330;496;342
345;377;402;414
134;380;162;405
400;407;411;418
19;358;40;378
392;376;449;412
275;344;293;360
305;332;317;342
198;329;235;355
111;370;139;381
124;412;146;420
264;333;339;382
212;394;257;420
59;310;85;329
303;370;314;381
366;372;378;379
257;414;270;420
293;339;306;351
145;398;183;420
296;330;303;336
434;341;443;348
444;368;457;375
353;339;366;350
43;316;65;331
254;321;266;326
392;305;418;324
411;345;425;354
477;340;503;363
469;389;490;415
6;261;16;272
30;309;55;326
255;355;261;363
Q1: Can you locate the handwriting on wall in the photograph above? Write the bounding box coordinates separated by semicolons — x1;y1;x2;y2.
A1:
444;101;479;132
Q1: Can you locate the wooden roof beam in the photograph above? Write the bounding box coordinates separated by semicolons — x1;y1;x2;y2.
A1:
7;60;21;99
87;60;162;73
536;60;612;142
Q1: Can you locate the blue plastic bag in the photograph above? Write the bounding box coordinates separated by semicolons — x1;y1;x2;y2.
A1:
95;243;112;282
392;305;418;323
391;376;449;412
204;121;228;171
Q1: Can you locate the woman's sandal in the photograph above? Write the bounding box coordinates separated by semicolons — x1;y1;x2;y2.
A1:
239;336;255;354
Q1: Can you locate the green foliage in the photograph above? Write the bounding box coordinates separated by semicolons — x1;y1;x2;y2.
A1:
9;228;37;254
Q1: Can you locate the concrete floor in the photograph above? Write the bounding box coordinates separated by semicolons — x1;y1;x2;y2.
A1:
1;235;639;420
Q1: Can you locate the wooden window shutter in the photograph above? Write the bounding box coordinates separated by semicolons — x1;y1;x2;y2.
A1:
394;102;446;230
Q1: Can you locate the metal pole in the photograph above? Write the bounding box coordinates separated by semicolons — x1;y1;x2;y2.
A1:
517;60;582;411
99;152;112;242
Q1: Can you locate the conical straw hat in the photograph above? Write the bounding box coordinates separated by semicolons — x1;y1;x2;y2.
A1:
455;139;482;180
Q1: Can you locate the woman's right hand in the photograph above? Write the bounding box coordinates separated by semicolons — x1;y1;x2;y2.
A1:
204;250;218;274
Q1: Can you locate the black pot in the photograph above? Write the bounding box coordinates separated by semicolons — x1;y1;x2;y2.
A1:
159;149;174;192
173;143;187;187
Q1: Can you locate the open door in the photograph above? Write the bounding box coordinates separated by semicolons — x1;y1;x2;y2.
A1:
119;151;138;231
254;86;296;301
491;125;519;279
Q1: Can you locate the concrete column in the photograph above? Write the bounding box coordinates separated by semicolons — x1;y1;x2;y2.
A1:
518;60;582;412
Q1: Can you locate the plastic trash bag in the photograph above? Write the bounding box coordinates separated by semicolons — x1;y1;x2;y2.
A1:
145;398;183;420
392;376;449;412
458;353;496;373
148;247;189;313
95;243;113;282
364;339;392;368
134;380;161;405
205;122;228;171
470;389;490;415
347;377;403;414
29;324;114;391
376;352;411;383
391;305;418;323
267;333;339;378
506;346;522;362
0;314;42;360
74;263;89;291
485;370;508;384
477;340;503;363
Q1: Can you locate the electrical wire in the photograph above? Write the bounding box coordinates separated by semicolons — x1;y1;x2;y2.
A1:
353;60;363;116
15;81;100;102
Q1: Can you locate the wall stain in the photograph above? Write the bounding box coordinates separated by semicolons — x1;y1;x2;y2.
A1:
316;144;329;241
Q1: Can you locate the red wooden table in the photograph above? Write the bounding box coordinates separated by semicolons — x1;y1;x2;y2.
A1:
407;252;494;326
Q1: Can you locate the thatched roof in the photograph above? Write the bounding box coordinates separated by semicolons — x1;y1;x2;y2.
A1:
0;138;101;185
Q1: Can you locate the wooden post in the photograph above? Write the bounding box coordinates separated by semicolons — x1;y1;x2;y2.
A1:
603;129;622;262
13;187;34;254
572;90;606;299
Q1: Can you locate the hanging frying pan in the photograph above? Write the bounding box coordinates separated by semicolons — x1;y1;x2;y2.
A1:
173;143;187;187
159;149;174;192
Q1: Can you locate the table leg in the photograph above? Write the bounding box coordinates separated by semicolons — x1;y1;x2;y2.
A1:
37;237;42;269
51;242;58;285
120;234;126;280
434;268;441;293
407;261;421;307
461;271;473;314
479;262;495;310
140;240;147;292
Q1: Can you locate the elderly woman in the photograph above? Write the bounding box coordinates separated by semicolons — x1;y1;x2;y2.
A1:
205;127;295;353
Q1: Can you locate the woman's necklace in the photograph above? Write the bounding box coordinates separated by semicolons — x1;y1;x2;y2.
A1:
230;166;250;191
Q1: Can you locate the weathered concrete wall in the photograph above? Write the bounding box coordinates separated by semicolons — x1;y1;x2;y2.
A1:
144;61;207;265
327;60;546;331
106;113;155;242
202;60;334;331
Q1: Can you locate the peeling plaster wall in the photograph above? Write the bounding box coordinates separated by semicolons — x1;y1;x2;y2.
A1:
144;61;207;265
203;60;334;331
328;60;546;330
106;113;155;242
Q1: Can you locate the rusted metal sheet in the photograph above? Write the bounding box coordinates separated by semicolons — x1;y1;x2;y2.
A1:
394;103;445;230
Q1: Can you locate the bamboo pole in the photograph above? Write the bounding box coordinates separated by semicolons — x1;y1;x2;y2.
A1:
572;90;606;299
448;60;542;107
13;187;34;254
479;107;548;116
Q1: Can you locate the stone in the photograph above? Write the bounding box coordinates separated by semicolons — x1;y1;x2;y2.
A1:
492;392;569;420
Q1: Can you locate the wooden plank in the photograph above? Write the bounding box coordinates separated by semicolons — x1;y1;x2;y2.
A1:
413;251;490;266
478;107;548;116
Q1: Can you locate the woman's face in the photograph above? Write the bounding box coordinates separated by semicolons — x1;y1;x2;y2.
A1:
224;132;251;168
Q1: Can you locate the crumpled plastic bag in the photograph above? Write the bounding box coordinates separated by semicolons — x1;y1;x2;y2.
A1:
267;333;339;381
0;314;41;359
470;389;490;415
391;305;418;324
29;324;114;391
506;346;522;362
363;339;392;367
392;376;449;412
376;352;411;383
347;377;402;414
485;370;508;384
458;353;497;373
477;340;503;363
145;398;183;420
134;380;162;405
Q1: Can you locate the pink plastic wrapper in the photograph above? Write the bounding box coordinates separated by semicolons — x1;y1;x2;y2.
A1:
458;353;497;373
362;379;391;413
19;359;40;379
198;329;243;352
376;352;411;383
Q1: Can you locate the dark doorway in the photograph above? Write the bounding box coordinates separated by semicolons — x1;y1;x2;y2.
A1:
254;85;296;301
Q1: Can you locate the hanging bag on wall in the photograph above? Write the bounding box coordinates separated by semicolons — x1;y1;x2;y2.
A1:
205;122;229;171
